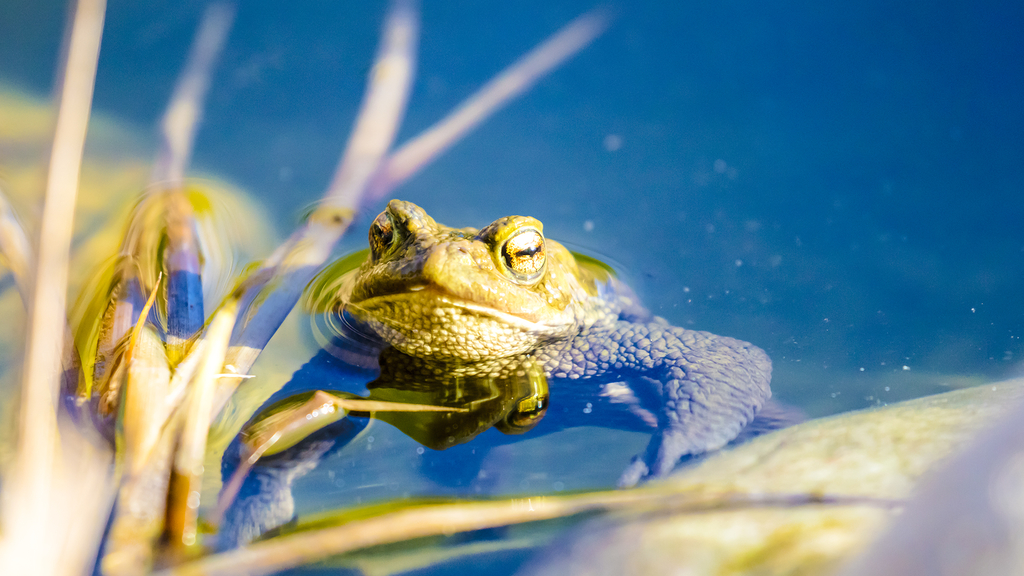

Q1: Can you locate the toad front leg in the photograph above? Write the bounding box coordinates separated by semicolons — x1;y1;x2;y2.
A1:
543;321;773;487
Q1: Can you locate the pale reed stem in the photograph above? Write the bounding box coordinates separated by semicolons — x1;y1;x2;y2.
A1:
323;0;419;212
0;0;107;574
151;3;236;189
370;7;612;200
215;0;421;414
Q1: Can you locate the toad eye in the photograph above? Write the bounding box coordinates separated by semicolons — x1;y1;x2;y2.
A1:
503;393;548;433
369;211;395;261
501;227;546;283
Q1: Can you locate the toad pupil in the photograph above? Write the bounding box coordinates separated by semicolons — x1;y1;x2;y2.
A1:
500;229;545;281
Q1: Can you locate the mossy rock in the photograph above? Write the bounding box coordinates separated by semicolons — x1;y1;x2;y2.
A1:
520;380;1024;575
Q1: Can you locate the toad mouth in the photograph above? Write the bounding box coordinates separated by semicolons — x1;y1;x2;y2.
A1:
349;285;571;335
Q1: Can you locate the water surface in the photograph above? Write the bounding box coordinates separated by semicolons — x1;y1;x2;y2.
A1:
2;0;1023;571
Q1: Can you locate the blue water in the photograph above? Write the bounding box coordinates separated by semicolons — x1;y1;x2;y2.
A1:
3;0;1024;572
6;0;1023;386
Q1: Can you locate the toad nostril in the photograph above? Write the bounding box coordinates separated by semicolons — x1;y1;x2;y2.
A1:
446;244;471;258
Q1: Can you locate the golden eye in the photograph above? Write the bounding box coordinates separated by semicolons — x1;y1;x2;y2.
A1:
501;227;545;282
510;394;548;426
368;211;395;261
499;393;549;434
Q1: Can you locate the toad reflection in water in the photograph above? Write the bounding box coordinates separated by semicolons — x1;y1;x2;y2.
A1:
221;200;777;544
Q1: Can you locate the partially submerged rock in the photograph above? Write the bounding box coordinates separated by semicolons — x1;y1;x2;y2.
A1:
521;379;1024;575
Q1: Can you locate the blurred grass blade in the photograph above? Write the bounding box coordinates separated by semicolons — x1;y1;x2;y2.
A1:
150;3;235;362
241;393;460;460
71;188;231;426
151;2;236;188
323;0;419;211
121;273;173;476
124;271;162;367
369;7;612;200
0;0;107;573
213;390;352;523
213;0;421;417
239;391;350;460
69;257;142;429
49;422;117;576
161;491;695;576
164;490;900;576
164;298;239;557
103;414;181;576
0;186;33;301
214;389;459;523
1;185;86;430
163;191;204;364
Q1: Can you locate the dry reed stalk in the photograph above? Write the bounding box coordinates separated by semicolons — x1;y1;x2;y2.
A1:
3;2;612;574
150;3;236;189
0;188;33;301
0;0;110;574
370;7;613;200
211;0;422;418
164;299;239;556
158;488;900;576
